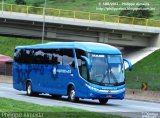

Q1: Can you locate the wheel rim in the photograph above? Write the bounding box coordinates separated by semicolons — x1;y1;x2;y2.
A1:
27;84;31;95
70;89;75;101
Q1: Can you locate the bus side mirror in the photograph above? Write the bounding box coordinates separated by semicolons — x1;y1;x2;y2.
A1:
123;58;132;71
81;56;92;70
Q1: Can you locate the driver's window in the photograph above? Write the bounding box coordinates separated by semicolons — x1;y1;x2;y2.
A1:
78;59;88;80
75;49;89;80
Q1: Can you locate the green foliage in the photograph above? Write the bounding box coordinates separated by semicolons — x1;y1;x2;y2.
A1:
126;49;160;91
3;0;160;20
134;5;153;18
0;36;49;57
32;2;40;7
119;5;153;18
0;97;124;118
119;10;134;17
15;0;26;5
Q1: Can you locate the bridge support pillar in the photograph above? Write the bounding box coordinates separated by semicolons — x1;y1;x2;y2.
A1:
98;32;108;43
151;34;160;47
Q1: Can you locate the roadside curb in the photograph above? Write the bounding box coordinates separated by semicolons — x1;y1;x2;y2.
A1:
126;89;160;103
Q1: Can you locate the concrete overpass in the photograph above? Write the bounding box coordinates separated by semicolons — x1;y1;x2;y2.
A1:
0;11;160;47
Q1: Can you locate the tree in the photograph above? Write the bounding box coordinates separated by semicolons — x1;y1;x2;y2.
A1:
119;10;134;17
15;0;26;5
119;5;153;18
33;2;40;7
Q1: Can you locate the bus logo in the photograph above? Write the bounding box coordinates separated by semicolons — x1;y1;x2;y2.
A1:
52;67;57;76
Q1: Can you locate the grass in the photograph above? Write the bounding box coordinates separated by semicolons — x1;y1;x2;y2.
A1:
0;97;124;118
3;0;160;20
0;36;49;57
126;49;160;91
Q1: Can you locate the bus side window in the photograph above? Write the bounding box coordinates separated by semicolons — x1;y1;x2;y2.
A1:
14;49;33;64
61;49;75;68
14;49;21;63
32;49;62;65
54;49;62;65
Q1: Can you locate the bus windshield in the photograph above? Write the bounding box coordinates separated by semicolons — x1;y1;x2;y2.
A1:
89;54;124;86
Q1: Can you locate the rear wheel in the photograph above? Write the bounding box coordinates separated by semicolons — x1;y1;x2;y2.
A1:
68;86;79;102
26;82;38;96
26;82;33;96
98;99;108;104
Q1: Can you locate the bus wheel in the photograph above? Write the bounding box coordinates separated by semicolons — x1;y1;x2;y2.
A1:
68;86;79;102
98;99;108;104
26;82;33;96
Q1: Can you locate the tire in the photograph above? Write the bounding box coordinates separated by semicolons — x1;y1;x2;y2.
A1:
98;99;108;104
68;86;79;102
26;82;39;96
26;82;33;96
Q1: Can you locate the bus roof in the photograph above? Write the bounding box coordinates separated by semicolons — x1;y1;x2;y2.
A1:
15;42;121;54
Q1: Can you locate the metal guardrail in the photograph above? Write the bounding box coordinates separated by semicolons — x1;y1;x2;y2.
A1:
0;61;12;76
0;3;160;27
0;61;12;83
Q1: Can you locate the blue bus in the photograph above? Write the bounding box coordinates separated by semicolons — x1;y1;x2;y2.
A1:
13;42;132;104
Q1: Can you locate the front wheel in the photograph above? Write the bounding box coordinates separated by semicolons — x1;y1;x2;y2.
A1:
98;99;108;104
68;86;79;102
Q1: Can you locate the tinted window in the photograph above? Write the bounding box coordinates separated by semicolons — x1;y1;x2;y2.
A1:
61;49;75;67
14;49;63;64
14;48;76;66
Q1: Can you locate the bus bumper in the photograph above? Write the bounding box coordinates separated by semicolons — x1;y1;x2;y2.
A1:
88;90;125;100
85;84;125;100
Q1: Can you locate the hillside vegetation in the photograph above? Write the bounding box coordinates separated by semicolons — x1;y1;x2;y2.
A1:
4;0;160;20
126;49;160;91
0;36;49;57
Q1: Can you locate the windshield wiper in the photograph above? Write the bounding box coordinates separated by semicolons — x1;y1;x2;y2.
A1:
90;80;102;85
90;80;113;86
100;70;109;83
110;70;118;84
113;81;125;86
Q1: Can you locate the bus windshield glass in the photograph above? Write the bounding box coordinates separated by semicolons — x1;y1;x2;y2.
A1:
89;54;124;86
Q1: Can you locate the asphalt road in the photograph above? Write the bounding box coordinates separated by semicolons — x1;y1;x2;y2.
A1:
0;83;160;118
